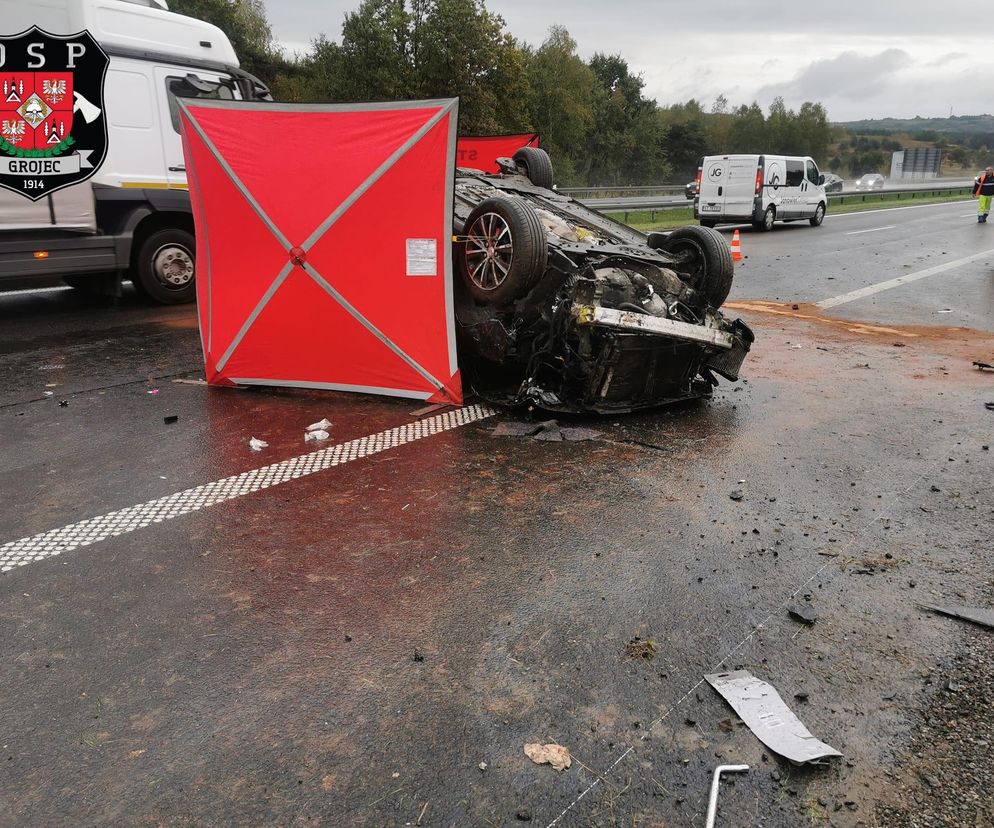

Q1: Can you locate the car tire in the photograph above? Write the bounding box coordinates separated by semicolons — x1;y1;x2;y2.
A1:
656;225;734;307
512;147;554;190
132;228;196;304
753;206;775;232
810;202;826;227
458;196;548;305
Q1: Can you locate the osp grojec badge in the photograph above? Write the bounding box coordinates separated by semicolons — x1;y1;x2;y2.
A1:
0;27;108;201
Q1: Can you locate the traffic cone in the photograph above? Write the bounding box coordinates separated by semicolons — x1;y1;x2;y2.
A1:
730;229;743;262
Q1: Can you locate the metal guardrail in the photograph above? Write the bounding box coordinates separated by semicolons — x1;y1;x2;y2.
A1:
586;184;974;215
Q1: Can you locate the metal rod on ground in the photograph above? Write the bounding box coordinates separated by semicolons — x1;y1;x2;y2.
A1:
705;764;749;828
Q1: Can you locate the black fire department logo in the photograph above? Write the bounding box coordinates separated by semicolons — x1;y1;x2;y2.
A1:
0;27;108;200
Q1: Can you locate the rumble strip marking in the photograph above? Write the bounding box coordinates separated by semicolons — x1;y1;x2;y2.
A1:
0;404;497;573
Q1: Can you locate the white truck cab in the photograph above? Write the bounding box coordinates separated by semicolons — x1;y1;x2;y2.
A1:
0;0;271;302
694;154;827;231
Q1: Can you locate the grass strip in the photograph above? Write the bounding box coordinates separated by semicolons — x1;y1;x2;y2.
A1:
606;191;973;232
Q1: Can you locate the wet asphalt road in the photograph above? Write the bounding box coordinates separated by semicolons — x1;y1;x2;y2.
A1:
1;202;993;828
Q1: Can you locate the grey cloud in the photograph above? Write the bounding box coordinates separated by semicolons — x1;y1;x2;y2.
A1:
758;49;912;102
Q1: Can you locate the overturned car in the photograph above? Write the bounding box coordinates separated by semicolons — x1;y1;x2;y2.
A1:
452;147;754;413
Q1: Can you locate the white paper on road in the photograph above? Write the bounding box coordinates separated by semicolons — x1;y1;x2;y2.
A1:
705;670;842;766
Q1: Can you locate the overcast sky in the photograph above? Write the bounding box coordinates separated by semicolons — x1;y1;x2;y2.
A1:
262;1;991;121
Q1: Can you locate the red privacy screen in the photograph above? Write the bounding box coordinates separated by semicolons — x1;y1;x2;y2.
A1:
456;133;539;173
179;98;462;404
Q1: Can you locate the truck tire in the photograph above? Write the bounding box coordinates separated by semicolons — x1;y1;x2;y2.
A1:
458;196;548;305
132;228;196;304
512;147;554;190
753;206;775;232
657;225;735;307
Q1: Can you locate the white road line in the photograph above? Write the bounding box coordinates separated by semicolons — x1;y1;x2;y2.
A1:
0;404;497;573
844;225;896;236
815;248;994;310
0;286;72;298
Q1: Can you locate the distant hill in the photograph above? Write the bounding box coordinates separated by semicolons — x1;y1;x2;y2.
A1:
834;115;994;135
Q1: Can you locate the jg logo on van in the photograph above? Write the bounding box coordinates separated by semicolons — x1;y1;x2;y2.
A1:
0;27;108;201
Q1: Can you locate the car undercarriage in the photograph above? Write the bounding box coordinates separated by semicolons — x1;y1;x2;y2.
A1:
451;148;754;413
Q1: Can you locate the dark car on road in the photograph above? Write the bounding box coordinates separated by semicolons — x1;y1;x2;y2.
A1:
822;173;844;193
854;173;885;191
685;179;698;199
452;147;754;413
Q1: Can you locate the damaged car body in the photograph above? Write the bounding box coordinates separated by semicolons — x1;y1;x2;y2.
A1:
452;147;755;413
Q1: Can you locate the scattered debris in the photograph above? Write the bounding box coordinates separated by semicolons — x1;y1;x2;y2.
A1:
249;437;268;452
172;378;208;385
147;388;160;395
922;604;994;630
305;429;330;442
410;403;449;417
705;764;749;828
163;414;178;424
42;391;53;397
985;403;994;411
717;718;735;733
492;419;603;441
478;762;487;772
624;637;657;660
974;360;993;371
516;808;532;822
58;400;69;407
523;743;571;772
729;490;744;501
787;605;818;625
413;650;425;662
306;418;332;432
705;670;842;765
794;691;809;703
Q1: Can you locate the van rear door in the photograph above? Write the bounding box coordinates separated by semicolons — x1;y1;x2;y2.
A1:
697;156;727;218
724;156;760;218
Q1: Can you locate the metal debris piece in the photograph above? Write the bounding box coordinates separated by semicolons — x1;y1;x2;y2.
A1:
705;670;842;765
973;360;993;371
163;414;178;424
492;420;602;441
787;605;818;625
248;437;268;452
922;604;994;630
523;743;571;771
705;764;749;828
729;490;744;501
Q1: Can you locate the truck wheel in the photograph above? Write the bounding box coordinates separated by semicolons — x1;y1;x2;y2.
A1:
512;147;554;190
132;228;196;304
810;202;826;227
658;225;734;307
753;206;775;232
457;196;548;304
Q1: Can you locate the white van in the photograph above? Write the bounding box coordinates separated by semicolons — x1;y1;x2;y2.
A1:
694;154;827;231
0;0;270;302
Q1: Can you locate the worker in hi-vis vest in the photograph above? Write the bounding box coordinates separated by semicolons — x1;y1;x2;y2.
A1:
972;166;994;223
